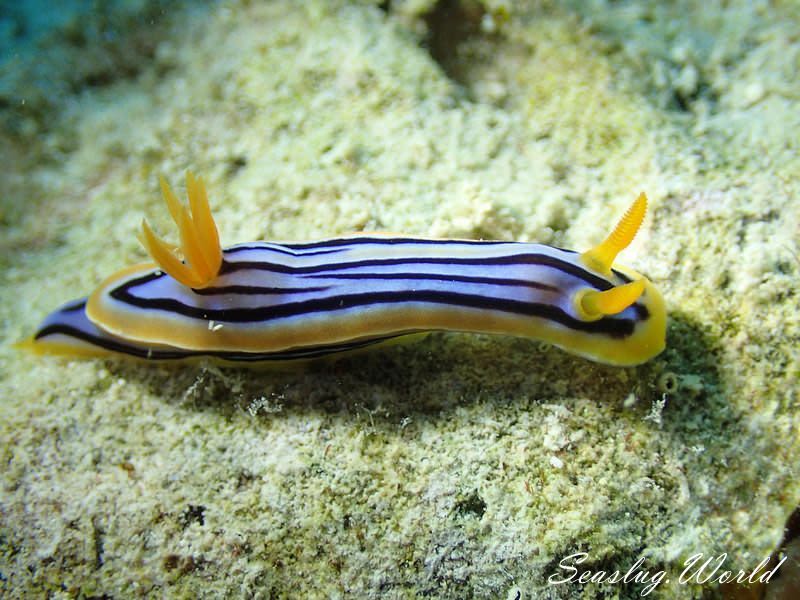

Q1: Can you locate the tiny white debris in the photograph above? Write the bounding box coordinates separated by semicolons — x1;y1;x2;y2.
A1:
643;394;667;427
248;395;284;416
623;392;637;408
549;456;564;469
208;320;224;332
480;13;496;33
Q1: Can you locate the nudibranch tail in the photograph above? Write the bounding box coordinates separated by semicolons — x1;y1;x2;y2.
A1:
138;172;222;288
581;192;647;275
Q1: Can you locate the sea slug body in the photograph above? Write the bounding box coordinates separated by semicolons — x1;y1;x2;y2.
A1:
24;174;666;366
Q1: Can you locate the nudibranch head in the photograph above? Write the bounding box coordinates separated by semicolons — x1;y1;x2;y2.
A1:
566;192;666;365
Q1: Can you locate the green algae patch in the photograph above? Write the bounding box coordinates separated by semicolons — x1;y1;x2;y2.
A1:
1;1;799;598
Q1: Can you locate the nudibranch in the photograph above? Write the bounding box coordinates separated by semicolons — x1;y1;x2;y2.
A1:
23;174;666;366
